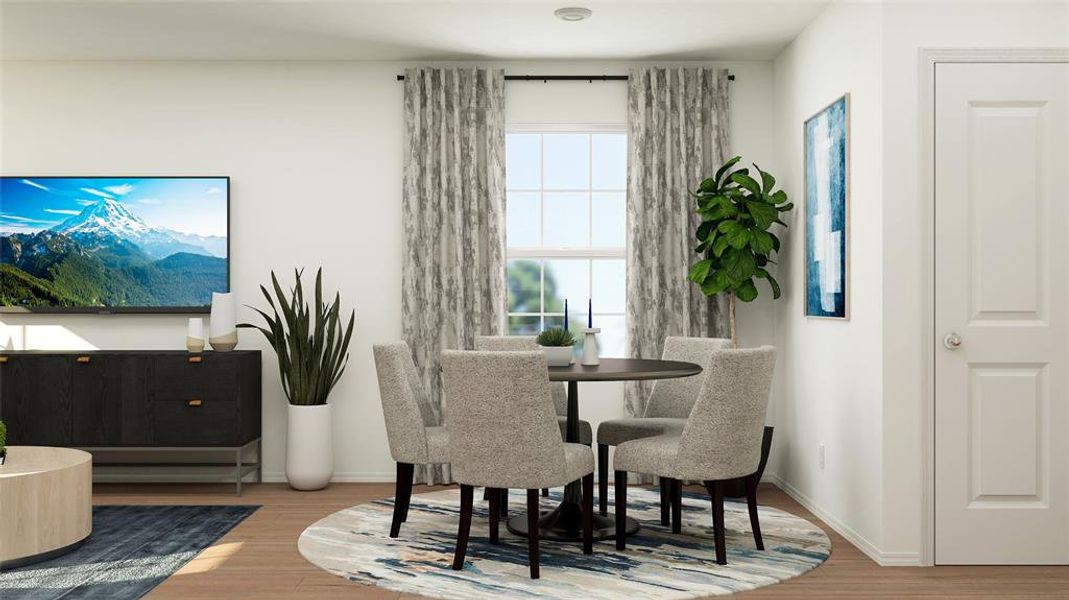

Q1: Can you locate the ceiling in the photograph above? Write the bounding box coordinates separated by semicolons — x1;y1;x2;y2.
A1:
0;1;829;62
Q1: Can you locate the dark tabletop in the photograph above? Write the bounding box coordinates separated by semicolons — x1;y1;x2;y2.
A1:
547;357;702;382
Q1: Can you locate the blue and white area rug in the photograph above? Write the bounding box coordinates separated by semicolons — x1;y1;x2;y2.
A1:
298;487;830;599
0;505;258;600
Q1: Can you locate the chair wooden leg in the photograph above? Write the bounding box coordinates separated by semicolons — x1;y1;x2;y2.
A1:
390;462;412;537
453;484;474;570
746;473;764;550
671;478;682;535
542;488;549;497
399;462;414;523
659;477;670;526
582;472;594;555
598;444;610;516
708;480;727;565
488;487;500;544
499;488;509;519
527;489;540;579
614;470;628;550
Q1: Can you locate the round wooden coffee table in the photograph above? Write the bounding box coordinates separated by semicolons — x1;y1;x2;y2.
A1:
0;446;92;569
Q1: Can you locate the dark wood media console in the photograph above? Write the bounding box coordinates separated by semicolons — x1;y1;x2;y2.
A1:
0;350;262;495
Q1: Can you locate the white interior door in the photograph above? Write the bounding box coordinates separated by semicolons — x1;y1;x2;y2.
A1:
935;62;1069;565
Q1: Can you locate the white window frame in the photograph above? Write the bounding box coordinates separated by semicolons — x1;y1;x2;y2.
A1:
505;124;628;338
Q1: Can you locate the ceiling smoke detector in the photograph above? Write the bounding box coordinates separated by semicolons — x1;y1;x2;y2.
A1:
554;7;592;22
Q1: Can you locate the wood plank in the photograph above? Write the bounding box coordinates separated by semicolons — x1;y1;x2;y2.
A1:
84;483;1069;599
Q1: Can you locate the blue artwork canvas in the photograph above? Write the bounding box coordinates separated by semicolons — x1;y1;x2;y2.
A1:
804;95;849;319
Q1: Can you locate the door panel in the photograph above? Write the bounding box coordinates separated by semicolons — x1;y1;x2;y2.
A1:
935;63;1069;564
0;355;72;445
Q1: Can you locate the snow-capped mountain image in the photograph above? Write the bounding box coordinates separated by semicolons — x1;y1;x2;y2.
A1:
52;198;226;260
0;176;228;309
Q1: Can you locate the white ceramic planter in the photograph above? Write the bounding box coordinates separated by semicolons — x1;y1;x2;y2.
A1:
540;345;574;367
286;403;333;491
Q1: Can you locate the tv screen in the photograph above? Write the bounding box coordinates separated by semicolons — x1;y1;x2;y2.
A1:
0;176;229;313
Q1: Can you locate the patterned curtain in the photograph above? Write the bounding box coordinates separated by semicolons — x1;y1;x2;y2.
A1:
625;67;732;420
402;67;506;485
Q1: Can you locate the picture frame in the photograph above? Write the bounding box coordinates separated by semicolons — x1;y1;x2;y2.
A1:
803;94;850;319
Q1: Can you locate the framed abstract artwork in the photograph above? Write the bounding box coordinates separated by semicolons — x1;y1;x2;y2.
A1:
804;94;850;319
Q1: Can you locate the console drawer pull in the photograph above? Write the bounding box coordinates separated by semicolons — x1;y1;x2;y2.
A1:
188;356;203;363
0;356;7;363
76;356;91;363
188;399;203;407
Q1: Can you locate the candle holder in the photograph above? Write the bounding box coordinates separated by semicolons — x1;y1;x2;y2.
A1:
580;328;601;366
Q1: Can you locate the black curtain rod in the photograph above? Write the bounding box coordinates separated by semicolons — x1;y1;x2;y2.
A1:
395;73;735;82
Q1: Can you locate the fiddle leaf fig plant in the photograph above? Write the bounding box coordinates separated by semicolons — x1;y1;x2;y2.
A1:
688;156;793;338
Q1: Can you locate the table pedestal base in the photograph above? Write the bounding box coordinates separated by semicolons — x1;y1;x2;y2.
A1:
505;502;640;541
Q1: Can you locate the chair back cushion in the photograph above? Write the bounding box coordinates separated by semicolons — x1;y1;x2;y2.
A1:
678;346;776;480
441;350;567;488
644;336;734;418
475;335;568;415
373;342;434;464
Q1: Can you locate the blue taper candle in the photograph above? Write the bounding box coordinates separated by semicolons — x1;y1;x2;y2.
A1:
564;298;569;331
588;298;593;328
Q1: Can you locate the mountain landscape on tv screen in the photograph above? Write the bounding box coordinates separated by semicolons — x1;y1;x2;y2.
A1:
0;178;227;309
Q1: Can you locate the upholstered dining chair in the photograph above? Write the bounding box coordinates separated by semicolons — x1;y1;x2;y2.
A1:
612;346;776;565
372;342;450;538
441;350;595;579
474;335;593;445
596;336;733;518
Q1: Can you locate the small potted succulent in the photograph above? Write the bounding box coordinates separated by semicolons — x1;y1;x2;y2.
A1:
0;420;7;466
536;327;575;367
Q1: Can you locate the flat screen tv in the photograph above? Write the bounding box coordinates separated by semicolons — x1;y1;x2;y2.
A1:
0;176;229;313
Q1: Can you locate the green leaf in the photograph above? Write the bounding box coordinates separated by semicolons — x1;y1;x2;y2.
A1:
747;200;780;230
727;227;752;250
701;269;731;296
750;230;775;255
711;235;731;257
717;220;742;234
769;233;781;253
688;259;712;284
735;279;759;302
698;177;717;193
770;190;788;204
713;156;741;187
721;248;757;282
696;221;716;242
730;172;761;196
755;164;776;193
777;202;794;213
756;268;781;298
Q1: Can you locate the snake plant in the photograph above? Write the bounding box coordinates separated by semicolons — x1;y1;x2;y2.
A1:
239;268;355;406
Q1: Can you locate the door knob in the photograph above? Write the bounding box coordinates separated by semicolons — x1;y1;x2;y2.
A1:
943;332;963;349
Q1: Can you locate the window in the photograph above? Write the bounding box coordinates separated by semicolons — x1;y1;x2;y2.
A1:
505;127;627;357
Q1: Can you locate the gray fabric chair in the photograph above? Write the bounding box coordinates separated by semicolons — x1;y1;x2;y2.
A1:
596;336;733;517
441;350;595;579
612;346;776;565
373;342;450;538
475;335;593;444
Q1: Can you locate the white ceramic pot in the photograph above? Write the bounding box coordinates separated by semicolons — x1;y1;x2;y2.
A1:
286;403;333;491
540;345;574;367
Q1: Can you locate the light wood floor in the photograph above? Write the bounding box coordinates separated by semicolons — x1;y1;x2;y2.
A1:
91;482;1069;599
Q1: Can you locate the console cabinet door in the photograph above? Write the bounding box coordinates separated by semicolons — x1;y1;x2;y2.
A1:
0;356;73;445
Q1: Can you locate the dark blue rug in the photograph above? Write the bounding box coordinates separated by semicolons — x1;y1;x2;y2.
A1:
0;505;259;600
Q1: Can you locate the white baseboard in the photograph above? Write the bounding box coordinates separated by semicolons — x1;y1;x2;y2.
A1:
764;473;921;567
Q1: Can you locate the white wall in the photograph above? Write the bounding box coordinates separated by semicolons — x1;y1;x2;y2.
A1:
879;1;1069;561
769;0;885;557
0;59;775;482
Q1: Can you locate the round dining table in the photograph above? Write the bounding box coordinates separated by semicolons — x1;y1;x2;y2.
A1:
505;357;703;542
